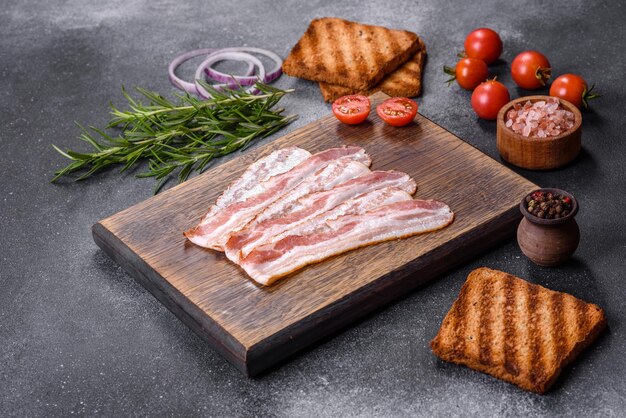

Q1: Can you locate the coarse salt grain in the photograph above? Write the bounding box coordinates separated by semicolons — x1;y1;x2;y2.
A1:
505;97;575;138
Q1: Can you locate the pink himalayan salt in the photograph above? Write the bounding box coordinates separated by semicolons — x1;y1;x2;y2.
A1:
505;97;575;138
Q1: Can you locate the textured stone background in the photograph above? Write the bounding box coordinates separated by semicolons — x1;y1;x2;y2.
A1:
1;0;625;416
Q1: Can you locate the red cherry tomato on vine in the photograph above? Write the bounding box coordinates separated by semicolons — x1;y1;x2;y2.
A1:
332;95;371;124
445;58;489;90
549;74;600;109
464;28;503;64
376;97;418;127
471;80;510;120
511;51;551;90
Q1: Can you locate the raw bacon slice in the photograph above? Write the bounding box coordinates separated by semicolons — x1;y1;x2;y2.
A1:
184;146;309;247
210;146;311;215
184;146;370;251
225;170;417;263
270;186;415;240
240;198;454;285
223;158;370;262
249;158;371;227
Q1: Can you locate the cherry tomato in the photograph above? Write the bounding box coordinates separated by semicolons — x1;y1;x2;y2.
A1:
549;74;600;109
471;80;510;120
332;95;371;125
511;51;551;90
464;28;503;64
452;58;489;90
376;97;418;127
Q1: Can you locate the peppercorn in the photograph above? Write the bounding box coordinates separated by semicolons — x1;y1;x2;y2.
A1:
526;191;573;220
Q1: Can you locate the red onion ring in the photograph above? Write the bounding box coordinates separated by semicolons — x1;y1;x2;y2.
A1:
168;48;255;94
203;47;283;85
195;52;266;98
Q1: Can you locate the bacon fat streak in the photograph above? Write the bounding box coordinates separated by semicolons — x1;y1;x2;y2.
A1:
184;146;453;285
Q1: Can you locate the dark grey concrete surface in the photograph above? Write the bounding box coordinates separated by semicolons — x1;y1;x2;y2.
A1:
1;0;625;416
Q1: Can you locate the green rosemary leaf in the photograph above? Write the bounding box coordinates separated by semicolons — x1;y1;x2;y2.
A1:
52;82;297;193
52;144;75;161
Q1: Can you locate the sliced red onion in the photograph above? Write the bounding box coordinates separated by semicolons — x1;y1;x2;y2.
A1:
204;47;283;85
195;52;266;99
168;48;255;94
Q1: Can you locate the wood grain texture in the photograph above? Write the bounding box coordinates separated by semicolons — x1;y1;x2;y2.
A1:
93;92;538;376
496;96;582;170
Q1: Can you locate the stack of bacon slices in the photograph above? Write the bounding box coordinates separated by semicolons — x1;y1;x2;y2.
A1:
184;146;454;285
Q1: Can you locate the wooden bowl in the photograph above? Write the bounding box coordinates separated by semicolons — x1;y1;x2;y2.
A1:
517;188;580;266
497;96;582;170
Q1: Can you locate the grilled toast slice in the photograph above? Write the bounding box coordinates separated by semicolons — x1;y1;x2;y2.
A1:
283;17;421;90
430;267;607;394
319;42;426;102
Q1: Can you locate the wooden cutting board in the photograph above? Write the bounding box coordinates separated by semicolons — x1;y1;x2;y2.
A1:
93;92;537;376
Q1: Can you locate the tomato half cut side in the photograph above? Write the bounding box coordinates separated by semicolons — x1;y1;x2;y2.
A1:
332;95;371;125
376;97;418;127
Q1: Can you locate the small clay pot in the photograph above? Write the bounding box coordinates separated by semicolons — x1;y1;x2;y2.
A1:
517;188;580;266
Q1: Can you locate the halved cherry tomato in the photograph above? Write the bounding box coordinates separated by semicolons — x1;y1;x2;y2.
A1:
549;74;600;109
332;95;371;125
376;97;418;127
471;80;510;120
464;28;503;64
511;51;551;90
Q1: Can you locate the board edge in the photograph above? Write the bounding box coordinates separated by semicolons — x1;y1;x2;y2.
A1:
91;221;251;376
244;202;532;376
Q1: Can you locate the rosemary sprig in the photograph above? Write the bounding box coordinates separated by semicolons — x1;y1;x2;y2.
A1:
52;82;298;193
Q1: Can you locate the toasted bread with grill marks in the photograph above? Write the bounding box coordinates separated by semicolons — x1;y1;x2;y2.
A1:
283;17;421;91
430;267;607;394
319;41;426;102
